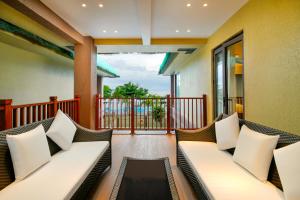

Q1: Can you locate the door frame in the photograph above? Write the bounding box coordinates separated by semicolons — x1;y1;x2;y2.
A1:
212;31;244;118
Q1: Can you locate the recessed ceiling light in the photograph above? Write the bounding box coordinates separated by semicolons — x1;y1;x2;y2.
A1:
175;30;179;33
114;30;118;33
203;3;208;7
186;3;191;7
99;4;103;8
187;29;191;33
102;30;107;33
81;3;86;7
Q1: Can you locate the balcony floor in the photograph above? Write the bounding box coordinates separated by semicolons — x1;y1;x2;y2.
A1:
90;134;197;200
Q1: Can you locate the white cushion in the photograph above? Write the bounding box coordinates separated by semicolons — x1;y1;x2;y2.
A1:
233;125;279;181
46;109;76;150
0;141;109;200
179;141;284;200
215;112;240;150
6;125;51;181
274;142;300;200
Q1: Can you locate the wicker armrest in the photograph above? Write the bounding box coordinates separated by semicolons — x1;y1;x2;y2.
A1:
73;122;112;143
175;114;223;143
175;123;216;143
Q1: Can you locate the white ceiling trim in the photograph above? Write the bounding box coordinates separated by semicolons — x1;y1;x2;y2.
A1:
136;0;152;45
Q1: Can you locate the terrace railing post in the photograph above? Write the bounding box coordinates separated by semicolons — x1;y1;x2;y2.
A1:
203;94;207;126
166;95;171;134
49;96;58;117
130;97;135;134
0;99;13;131
95;94;102;130
74;95;80;123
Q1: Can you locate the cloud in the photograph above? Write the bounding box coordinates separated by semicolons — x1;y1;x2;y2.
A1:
100;53;169;96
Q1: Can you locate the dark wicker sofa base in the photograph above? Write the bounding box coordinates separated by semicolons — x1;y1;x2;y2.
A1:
71;146;111;200
176;114;300;200
0;118;112;200
177;146;210;200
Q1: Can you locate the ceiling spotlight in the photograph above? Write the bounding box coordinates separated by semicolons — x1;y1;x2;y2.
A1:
203;3;208;7
175;30;180;33
186;3;191;7
81;3;86;7
187;29;191;33
99;4;103;8
114;30;118;33
102;30;107;33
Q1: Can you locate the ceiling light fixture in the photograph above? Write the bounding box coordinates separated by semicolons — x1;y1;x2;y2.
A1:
175;30;179;33
102;30;107;33
114;30;118;33
187;29;191;33
203;3;208;7
81;3;86;7
186;3;191;7
99;4;103;8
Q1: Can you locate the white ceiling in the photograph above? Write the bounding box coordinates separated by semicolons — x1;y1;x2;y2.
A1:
41;0;248;41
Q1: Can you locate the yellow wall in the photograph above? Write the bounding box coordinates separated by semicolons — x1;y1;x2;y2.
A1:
0;41;74;105
178;0;300;134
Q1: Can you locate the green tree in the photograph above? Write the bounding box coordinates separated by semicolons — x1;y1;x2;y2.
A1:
103;85;112;98
112;82;149;98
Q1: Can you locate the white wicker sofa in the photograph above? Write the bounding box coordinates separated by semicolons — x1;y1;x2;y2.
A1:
176;114;300;200
0;118;112;200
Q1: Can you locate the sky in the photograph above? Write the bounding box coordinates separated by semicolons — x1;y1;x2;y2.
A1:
101;53;169;96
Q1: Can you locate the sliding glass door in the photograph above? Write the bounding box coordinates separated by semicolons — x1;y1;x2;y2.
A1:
213;33;244;118
214;51;225;117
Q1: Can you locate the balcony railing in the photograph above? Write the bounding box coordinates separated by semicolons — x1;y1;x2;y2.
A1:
0;96;80;131
95;94;207;133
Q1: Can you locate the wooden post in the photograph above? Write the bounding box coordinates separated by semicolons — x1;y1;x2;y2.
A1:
203;94;207;126
130;97;135;134
49;96;58;117
0;99;13;131
95;94;101;130
166;95;171;134
74;95;80;123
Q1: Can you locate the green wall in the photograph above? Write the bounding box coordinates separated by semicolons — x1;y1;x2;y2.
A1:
0;1;74;105
0;41;74;105
178;0;300;134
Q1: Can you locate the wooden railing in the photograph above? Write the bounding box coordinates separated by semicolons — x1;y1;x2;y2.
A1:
0;96;80;131
95;94;207;134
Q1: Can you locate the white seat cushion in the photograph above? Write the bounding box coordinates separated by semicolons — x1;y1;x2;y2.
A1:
233;125;279;181
274;142;300;200
46;109;77;150
0;141;109;200
215;113;240;150
179;141;284;200
6;125;51;181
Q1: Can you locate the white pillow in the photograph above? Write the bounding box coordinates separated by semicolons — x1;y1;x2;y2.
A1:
233;125;279;181
6;125;51;181
215;112;240;150
274;142;300;200
46;109;76;150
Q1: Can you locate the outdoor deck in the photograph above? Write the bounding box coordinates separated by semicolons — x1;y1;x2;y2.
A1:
90;134;197;200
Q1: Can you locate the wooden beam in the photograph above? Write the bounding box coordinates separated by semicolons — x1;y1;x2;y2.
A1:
3;0;83;44
151;38;207;45
94;38;143;45
94;38;207;45
137;0;152;45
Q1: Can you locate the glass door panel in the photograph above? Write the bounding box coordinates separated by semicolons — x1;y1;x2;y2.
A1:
214;52;224;117
226;41;244;118
213;33;244;119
